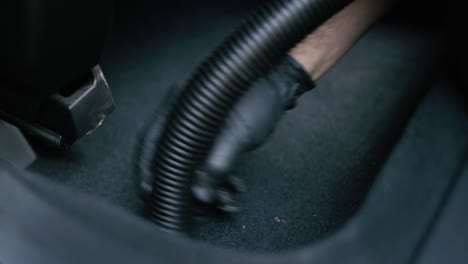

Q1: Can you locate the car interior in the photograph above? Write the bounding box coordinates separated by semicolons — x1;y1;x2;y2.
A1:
1;0;467;263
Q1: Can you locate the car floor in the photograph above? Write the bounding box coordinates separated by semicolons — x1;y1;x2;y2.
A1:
29;0;467;253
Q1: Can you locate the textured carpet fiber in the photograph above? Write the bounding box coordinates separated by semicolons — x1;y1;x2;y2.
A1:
29;0;460;253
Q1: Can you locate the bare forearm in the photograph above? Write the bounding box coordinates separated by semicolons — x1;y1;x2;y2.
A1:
290;0;398;80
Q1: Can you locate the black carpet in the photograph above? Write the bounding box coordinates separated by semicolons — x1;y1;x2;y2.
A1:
29;0;459;253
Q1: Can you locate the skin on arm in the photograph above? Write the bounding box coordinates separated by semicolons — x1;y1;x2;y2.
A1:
290;0;399;80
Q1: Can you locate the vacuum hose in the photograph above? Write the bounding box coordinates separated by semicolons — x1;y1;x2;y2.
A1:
147;0;352;232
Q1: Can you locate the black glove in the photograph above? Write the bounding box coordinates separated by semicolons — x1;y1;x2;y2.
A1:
136;55;315;214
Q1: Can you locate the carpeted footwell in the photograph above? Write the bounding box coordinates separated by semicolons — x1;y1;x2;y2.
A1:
29;0;466;253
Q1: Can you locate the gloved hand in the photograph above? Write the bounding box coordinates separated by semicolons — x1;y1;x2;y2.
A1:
136;55;315;214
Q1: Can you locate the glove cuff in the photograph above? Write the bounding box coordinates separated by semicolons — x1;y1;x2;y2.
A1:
268;55;316;110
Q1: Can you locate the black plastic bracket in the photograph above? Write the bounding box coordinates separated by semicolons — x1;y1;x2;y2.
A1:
36;65;115;146
0;65;114;148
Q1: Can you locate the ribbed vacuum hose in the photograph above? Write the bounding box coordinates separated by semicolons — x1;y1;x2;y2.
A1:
148;0;352;232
